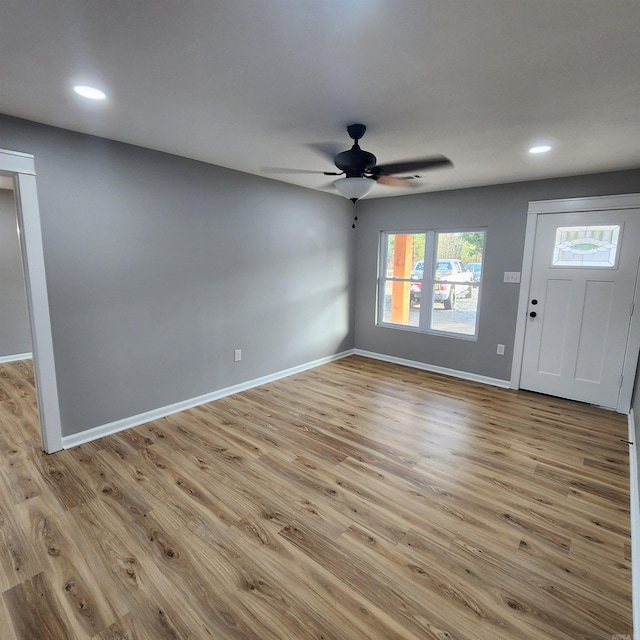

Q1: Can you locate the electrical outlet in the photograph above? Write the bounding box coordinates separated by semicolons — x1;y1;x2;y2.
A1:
496;344;505;355
234;349;242;362
504;271;521;283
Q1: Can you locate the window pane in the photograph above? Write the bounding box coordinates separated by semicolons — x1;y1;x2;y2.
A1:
552;225;620;267
429;231;485;336
386;233;426;278
380;233;424;327
430;284;479;335
381;279;420;327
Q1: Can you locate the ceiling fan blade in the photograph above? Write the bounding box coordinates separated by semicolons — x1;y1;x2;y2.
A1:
375;175;420;188
373;155;453;176
261;167;330;175
306;142;344;163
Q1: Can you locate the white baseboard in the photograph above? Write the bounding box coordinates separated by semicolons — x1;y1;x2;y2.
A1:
628;410;640;638
62;347;510;449
354;349;511;389
0;352;32;364
61;349;355;449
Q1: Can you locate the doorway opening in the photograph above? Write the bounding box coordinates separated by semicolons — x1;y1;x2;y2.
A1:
0;148;62;452
0;182;32;363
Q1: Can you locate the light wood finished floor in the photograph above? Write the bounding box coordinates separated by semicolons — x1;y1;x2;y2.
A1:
0;356;633;639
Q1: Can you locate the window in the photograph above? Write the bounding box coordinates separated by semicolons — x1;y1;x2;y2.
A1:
378;229;485;338
552;225;620;268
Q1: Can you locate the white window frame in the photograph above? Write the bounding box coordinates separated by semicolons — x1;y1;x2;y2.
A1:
377;228;486;340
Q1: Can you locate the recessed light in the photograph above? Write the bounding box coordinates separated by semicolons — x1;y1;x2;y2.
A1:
73;85;107;100
529;145;552;154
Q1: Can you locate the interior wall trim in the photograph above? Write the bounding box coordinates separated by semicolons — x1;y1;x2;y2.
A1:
62;347;509;450
1;148;63;453
528;192;640;214
0;352;32;364
61;349;356;449
354;349;510;388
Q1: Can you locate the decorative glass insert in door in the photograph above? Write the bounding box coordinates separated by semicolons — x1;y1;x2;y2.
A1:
552;225;621;267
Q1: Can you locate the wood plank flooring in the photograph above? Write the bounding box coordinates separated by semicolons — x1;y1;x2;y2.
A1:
0;355;633;639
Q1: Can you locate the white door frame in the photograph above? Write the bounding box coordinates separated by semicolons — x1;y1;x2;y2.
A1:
1;148;62;452
511;193;640;413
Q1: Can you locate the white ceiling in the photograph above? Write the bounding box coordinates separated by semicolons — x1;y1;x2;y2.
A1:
1;0;639;198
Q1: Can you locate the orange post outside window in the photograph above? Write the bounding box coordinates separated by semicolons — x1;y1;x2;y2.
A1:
391;234;413;324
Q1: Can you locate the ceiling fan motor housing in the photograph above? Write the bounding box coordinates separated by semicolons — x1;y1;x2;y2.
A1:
331;123;376;177
334;146;377;177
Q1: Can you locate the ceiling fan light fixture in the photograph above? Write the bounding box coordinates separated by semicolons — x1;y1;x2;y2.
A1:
334;177;376;202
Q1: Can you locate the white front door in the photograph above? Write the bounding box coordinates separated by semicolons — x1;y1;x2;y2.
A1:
520;210;640;409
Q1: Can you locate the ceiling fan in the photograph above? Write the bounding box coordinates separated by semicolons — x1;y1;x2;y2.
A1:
299;124;453;202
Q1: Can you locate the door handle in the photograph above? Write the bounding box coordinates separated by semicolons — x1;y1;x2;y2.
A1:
529;311;537;318
531;299;538;305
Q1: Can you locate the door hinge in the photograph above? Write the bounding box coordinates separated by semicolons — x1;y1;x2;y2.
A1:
620;374;624;388
631;302;635;316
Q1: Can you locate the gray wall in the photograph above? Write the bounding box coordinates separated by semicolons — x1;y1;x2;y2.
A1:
354;170;640;381
2;110;639;439
0;188;31;358
0;115;355;437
